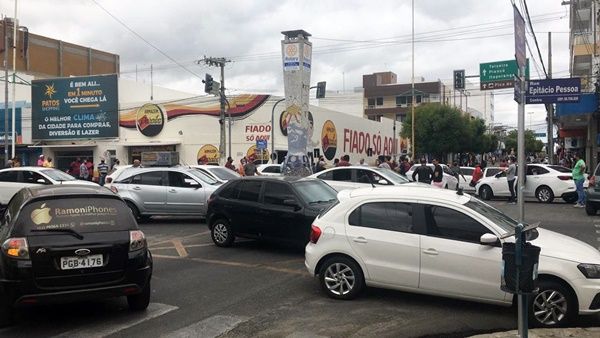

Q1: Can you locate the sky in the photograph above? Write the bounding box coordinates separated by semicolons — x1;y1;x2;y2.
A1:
5;0;571;130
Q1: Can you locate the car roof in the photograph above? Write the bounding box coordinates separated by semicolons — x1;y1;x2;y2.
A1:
343;185;471;204
0;166;57;172
18;184;117;205
192;165;222;169
236;176;320;183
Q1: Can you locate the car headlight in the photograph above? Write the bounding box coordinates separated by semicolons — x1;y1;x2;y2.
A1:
577;263;600;278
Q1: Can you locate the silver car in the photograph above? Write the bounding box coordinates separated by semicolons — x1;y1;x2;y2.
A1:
110;167;221;220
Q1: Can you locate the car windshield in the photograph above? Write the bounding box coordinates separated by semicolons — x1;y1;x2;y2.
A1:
548;165;571;173
188;169;220;185
373;168;410;184
293;180;338;205
40;169;76;182
464;197;518;234
206;167;240;180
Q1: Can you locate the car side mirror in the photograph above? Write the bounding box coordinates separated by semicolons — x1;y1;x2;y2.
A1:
283;199;301;210
480;233;500;246
377;179;388;185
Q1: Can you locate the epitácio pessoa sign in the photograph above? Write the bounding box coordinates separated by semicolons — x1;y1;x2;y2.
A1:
525;78;581;104
31;74;118;140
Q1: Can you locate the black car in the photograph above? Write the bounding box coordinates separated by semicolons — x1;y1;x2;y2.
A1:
206;176;338;247
0;185;152;326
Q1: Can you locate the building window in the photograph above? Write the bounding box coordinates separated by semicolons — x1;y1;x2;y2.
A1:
396;96;408;106
368;114;382;122
376;97;384;106
367;98;375;108
415;95;422;104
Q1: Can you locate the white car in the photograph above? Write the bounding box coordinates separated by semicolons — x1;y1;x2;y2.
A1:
192;165;241;183
309;166;411;192
406;163;459;190
105;164;133;188
0;166;97;206
305;186;600;328
458;166;475;192
475;164;580;203
257;163;282;176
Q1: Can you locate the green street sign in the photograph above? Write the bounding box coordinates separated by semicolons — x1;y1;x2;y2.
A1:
479;59;529;90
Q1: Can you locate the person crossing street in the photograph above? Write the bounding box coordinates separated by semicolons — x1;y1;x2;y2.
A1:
572;153;586;208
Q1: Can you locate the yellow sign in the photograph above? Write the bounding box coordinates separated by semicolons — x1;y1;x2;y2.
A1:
136;103;164;137
321;120;337;160
197;145;220;164
246;145;270;162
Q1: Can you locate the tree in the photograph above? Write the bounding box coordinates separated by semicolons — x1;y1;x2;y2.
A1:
504;129;544;154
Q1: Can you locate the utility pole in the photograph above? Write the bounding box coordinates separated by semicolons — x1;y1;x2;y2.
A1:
11;1;17;159
546;32;554;164
202;56;231;164
411;0;415;159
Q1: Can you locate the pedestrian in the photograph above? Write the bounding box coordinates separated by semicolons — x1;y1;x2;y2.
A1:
378;157;391;169
11;157;21;167
333;158;340;167
412;159;433;184
315;156;326;172
225;156;236;171
70;157;81;178
338;155;351;167
85;158;94;181
357;158;368;167
98;159;109;186
79;159;90;181
398;158;410;176
37;154;45;166
132;159;142;168
238;158;246;176
45;157;54;168
450;162;466;189
572;153;586;208
471;163;483;187
506;157;517;204
243;157;260;176
431;158;444;188
6;159;13;168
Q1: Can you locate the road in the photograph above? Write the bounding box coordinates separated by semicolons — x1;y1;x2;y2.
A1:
1;199;599;338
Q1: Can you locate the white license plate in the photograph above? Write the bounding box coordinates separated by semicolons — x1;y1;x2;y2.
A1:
60;254;103;270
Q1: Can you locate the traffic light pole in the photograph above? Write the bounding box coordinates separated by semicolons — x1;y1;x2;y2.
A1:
201;57;230;165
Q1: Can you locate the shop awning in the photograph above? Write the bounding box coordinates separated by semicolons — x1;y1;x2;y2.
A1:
28;144;97;148
120;140;182;147
556;93;598;117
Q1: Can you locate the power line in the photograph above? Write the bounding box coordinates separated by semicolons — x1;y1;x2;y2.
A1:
522;0;548;77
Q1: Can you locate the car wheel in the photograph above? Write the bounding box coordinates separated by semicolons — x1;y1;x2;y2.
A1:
127;279;151;311
586;201;597;216
319;256;364;300
529;280;576;328
479;185;493;200
211;219;234;247
535;186;554;203
126;201;141;220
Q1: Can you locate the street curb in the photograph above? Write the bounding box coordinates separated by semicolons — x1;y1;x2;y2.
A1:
469;327;600;338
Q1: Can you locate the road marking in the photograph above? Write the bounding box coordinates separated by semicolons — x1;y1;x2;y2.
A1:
172;240;189;258
53;302;178;338
165;315;249;338
150;231;210;246
150;243;214;250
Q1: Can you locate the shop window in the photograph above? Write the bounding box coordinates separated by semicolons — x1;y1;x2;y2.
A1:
376;97;384;106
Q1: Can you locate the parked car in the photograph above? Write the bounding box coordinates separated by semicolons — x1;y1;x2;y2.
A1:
482;166;505;178
405;163;459;189
192;165;241;183
257;163;283;176
104;164;133;188
475;164;580;203
305;186;600;328
458;166;475;192
309;166;411;192
206;176;338;247
0;184;152;326
0;167;97;209
110;166;221;220
585;163;600;215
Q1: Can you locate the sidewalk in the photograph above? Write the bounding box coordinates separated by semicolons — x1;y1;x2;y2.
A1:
470;327;600;338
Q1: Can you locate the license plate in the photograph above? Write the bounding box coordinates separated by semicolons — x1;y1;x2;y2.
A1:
60;254;103;270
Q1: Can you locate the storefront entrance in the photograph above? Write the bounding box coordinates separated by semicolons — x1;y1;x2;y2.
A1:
54;150;94;173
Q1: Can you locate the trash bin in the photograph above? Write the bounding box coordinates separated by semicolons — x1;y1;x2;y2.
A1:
501;242;541;293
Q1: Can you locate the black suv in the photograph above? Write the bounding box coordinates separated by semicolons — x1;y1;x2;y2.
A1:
207;177;338;247
0;185;152;326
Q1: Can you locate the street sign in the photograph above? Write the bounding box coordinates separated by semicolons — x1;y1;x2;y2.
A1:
514;76;524;104
525;78;581;104
514;5;527;69
480;59;529;90
256;139;267;150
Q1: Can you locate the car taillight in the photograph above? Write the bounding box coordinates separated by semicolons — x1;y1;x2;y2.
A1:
110;186;118;193
557;175;572;181
310;225;322;244
590;176;596;187
2;237;29;259
129;230;146;252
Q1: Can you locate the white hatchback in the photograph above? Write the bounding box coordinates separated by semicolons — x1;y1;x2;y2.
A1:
305;186;600;328
308;166;411;192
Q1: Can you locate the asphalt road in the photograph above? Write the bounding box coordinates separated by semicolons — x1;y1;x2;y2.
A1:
1;199;599;338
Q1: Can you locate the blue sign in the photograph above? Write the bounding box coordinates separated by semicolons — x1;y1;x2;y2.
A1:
256;139;267;150
0;106;22;143
31;74;119;140
525;78;581;105
514;5;527;69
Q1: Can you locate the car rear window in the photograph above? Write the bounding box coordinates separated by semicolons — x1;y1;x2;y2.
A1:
16;197;136;234
548;165;571;173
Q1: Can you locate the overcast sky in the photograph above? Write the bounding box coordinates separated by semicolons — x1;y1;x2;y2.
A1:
8;0;570;129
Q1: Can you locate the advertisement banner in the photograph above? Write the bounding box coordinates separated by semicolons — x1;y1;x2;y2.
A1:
31;74;118;140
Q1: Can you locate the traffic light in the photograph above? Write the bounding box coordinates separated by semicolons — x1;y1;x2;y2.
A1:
453;69;465;90
203;74;214;94
316;81;326;99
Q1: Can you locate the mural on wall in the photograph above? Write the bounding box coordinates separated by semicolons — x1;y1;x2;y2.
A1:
321;120;337;161
197;145;219;164
136;103;164;137
246;145;270;163
119;94;269;129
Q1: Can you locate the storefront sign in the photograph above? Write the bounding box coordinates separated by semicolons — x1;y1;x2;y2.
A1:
197;145;219;164
246;145;270;162
245;124;271;142
31;74;118;140
136;103;164;137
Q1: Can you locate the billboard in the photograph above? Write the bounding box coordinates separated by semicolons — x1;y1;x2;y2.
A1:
31;74;118;140
0;107;22;144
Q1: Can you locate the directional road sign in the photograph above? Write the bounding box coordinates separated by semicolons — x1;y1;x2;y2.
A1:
525;78;581;104
480;59;529;90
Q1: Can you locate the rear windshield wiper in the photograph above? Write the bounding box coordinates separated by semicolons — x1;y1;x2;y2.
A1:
30;228;84;240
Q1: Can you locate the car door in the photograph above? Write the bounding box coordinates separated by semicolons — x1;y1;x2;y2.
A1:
229;180;264;237
322;168;356;191
166;171;206;215
523;165;548;197
0;171;22;205
127;171;167;213
345;202;420;288
489;170;510;197
417;203;507;302
261;181;306;243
